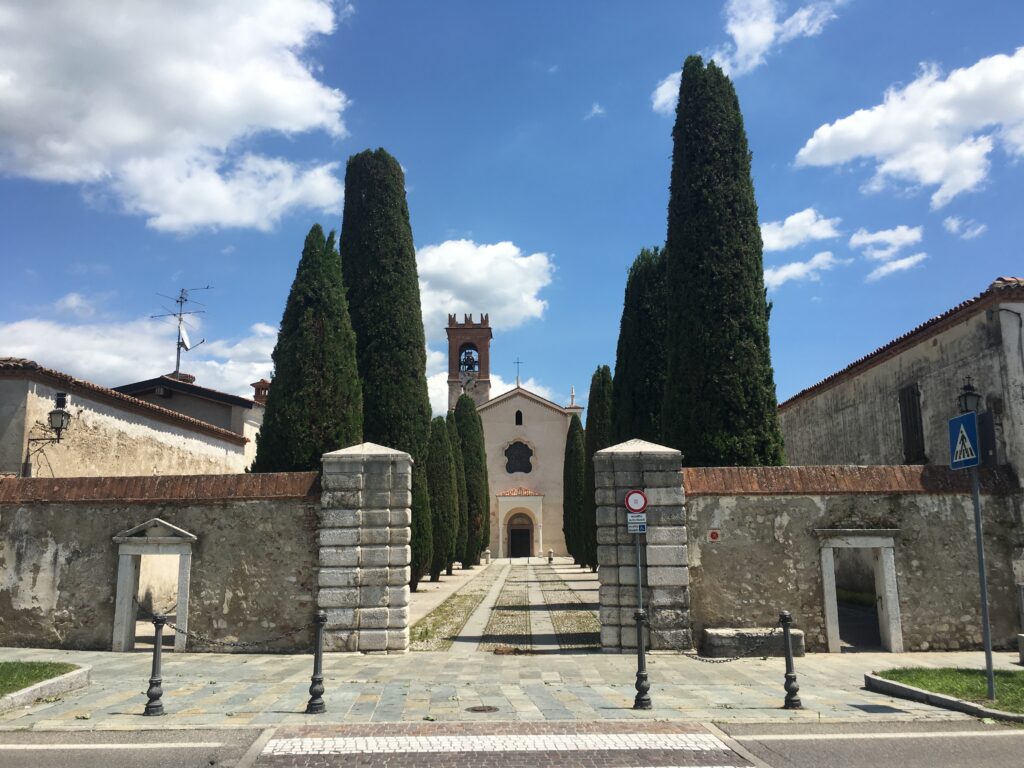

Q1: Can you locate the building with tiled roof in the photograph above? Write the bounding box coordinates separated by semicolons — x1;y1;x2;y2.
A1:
0;358;262;477
779;277;1024;485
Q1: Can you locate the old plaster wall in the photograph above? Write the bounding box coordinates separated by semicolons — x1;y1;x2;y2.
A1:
779;306;1011;470
0;473;319;651
17;380;250;476
0;379;28;474
684;466;1022;652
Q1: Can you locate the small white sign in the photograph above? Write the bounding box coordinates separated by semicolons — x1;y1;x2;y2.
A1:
627;512;647;524
628;522;647;534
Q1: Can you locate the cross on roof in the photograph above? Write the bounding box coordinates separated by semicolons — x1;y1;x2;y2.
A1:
514;357;523;386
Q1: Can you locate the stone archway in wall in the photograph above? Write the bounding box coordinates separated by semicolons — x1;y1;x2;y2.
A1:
507;512;534;558
112;518;195;653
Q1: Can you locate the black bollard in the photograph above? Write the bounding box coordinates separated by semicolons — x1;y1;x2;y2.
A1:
305;610;328;714
779;610;802;710
633;608;652;709
143;614;166;716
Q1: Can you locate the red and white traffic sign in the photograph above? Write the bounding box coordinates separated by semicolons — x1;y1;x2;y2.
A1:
624;490;648;513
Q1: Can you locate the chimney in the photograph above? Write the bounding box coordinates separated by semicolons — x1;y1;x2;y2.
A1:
251;378;270;405
165;371;196;384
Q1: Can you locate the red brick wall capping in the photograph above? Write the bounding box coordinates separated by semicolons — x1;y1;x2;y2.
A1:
681;465;1019;497
0;472;321;504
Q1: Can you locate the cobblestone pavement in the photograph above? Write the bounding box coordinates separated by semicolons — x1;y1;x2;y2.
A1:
3;642;1017;730
256;721;752;766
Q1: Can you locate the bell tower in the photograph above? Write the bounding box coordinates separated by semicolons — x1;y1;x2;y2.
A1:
447;313;493;410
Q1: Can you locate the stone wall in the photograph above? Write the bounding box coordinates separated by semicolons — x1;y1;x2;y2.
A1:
594;440;691;653
684;465;1023;652
0;473;320;651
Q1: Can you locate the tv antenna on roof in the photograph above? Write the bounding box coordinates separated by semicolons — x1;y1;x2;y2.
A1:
151;286;212;375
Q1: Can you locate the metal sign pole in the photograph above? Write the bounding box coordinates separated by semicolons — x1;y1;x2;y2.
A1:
970;465;996;700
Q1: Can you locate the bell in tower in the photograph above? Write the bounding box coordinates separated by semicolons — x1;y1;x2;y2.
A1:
446;313;492;410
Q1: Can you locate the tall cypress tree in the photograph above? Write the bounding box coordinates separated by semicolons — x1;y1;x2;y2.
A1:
661;56;784;466
252;225;362;472
612;246;668;445
561;413;585;563
455;394;488;566
447;412;469;572
476;405;491;552
339;148;435;586
582;366;613;570
426;417;457;582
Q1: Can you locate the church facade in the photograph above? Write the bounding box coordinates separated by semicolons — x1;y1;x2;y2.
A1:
446;314;582;558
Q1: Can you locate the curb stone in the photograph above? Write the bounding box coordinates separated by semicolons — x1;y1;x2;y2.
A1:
864;672;1024;724
0;665;90;714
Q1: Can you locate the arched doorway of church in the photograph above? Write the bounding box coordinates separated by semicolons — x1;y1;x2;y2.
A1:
507;512;533;558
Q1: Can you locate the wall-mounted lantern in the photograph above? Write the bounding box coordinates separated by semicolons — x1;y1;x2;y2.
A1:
957;377;982;415
22;392;73;477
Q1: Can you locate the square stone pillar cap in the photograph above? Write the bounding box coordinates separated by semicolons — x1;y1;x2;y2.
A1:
595;439;681;458
322;442;413;463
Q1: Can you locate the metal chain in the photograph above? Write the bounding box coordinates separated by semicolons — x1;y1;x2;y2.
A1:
138;610;314;649
681;624;782;664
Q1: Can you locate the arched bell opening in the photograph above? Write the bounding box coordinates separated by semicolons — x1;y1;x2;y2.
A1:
458;343;480;375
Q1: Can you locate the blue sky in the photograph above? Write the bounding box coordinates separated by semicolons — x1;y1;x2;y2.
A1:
1;1;1022;416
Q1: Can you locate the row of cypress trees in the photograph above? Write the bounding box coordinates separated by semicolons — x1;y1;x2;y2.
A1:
563;56;785;565
613;55;784;465
252;148;489;590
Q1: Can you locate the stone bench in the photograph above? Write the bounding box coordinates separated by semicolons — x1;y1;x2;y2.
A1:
703;627;805;658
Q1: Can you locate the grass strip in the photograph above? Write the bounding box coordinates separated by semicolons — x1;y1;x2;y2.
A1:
478;566;531;652
410;566;503;651
535;565;601;651
0;662;78;697
878;667;1024;714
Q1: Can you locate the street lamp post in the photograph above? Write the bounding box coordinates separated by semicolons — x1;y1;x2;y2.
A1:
957;377;995;701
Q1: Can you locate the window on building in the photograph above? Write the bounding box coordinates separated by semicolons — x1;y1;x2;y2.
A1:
515;410;523;426
898;383;927;464
504;441;533;474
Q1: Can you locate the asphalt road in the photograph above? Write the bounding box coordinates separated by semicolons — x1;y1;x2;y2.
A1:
0;728;262;768
720;719;1024;768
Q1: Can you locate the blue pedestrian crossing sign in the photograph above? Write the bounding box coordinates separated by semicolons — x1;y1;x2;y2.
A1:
949;412;980;470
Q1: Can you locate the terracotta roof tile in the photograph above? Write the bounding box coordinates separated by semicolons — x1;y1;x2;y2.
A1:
0;472;320;504
496;486;543;497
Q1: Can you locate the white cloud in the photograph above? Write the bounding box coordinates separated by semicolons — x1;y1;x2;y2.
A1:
763;251;846;290
53;292;98;319
651;72;681;115
651;1;843;113
0;316;275;395
584;103;606;120
943;215;987;240
0;0;348;232
761;207;841;251
417;240;554;343
865;252;927;282
796;48;1024;208
849;225;923;261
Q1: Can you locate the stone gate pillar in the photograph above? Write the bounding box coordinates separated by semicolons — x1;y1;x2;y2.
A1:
594;439;690;653
319;443;412;652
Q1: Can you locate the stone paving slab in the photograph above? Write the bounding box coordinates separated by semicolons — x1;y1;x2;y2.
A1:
2;644;1017;730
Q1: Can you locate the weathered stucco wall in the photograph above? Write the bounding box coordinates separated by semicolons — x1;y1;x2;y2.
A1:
683;466;1022;652
0;473;319;652
0;379;28;475
15;380;250;477
779;306;1010;469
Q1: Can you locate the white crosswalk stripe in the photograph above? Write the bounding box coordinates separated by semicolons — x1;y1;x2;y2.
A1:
263;732;731;755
